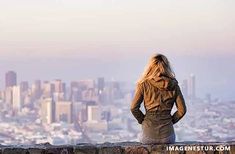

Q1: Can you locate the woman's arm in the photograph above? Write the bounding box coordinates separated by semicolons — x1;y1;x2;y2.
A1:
130;83;145;124
172;85;187;124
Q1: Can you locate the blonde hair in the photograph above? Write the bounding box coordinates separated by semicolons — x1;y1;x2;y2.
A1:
138;54;175;84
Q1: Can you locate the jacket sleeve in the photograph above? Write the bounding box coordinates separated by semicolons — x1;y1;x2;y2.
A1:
172;85;187;124
130;83;145;124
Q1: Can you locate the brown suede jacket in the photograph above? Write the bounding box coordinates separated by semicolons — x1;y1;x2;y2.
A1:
130;75;187;125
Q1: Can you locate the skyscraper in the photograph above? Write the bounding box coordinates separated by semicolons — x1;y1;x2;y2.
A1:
70;88;82;102
12;85;22;112
97;77;105;103
78;80;95;90
41;98;55;124
42;81;53;98
87;105;101;122
72;101;83;123
20;81;29;92
55;101;72;123
32;80;42;100
188;74;196;99
5;87;13;106
52;79;66;101
5;71;17;88
97;77;105;92
53;79;63;93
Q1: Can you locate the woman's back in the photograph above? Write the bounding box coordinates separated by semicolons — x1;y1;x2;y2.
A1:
140;75;178;112
130;54;187;144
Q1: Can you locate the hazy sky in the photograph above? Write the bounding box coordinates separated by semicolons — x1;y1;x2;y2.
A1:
0;0;235;100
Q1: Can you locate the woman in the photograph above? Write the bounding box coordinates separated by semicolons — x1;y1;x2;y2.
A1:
130;54;187;144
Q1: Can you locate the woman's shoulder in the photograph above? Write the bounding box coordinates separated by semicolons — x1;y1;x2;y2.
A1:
136;80;152;92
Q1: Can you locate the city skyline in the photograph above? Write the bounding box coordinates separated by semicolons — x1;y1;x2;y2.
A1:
1;70;197;98
1;52;235;102
0;70;234;144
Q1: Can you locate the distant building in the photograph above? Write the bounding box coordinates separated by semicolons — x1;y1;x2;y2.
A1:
188;74;196;99
105;81;122;102
70;81;79;89
32;80;42;100
97;77;105;103
97;77;105;92
23;93;33;108
12;85;22;112
55;101;72;123
20;81;29;92
5;87;13;106
5;71;17;88
78;80;95;90
41;98;55;124
52;79;65;93
70;80;96;102
81;88;98;102
51;80;66;101
84;104;108;132
42;81;54;98
87;105;101;122
70;81;80;101
20;81;30;107
72;101;84;123
53;92;65;102
70;87;82;102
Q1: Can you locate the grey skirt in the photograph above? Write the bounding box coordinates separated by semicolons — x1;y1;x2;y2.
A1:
140;111;176;144
140;130;175;144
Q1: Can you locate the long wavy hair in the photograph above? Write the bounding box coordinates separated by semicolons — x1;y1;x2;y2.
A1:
138;54;175;84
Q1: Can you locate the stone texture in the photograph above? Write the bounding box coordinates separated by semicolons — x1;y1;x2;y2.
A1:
0;141;234;154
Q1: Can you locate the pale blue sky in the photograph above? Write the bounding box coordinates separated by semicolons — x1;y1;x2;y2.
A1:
1;0;235;57
0;0;235;100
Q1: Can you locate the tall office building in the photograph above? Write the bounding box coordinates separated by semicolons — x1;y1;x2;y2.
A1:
5;71;17;88
20;81;29;107
97;77;105;103
72;101;83;123
62;82;66;97
71;81;79;89
106;81;122;102
20;81;29;92
70;88;82;102
41;98;55;124
70;81;78;101
12;85;22;112
84;104;107;132
42;81;53;98
5;87;13;106
55;101;72;123
52;80;66;101
32;80;42;100
97;77;105;92
53;92;65;102
87;105;101;122
78;80;95;90
81;88;98;102
188;74;196;99
52;79;65;93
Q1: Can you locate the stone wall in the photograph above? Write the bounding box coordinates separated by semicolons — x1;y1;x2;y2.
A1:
0;141;234;154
